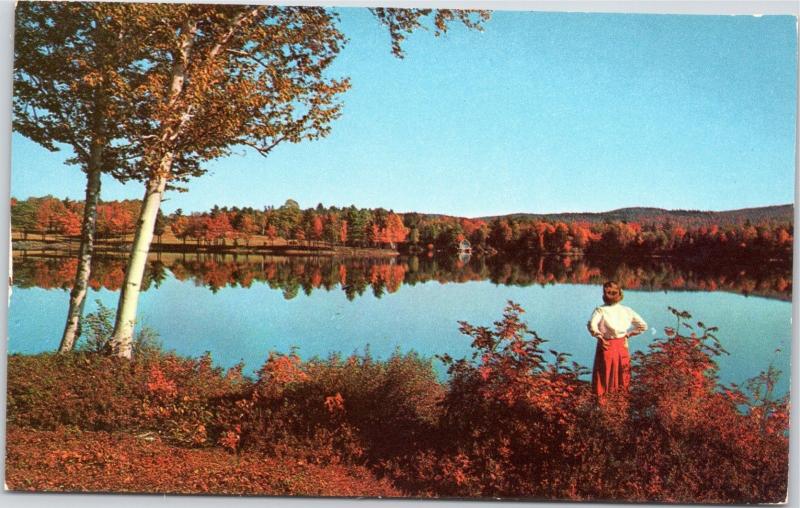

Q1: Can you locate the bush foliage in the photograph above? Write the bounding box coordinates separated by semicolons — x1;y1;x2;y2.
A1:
6;303;788;502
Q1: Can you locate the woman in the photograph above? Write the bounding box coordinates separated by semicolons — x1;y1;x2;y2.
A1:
587;281;647;396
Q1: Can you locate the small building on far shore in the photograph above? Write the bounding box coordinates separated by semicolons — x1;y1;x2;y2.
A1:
458;239;472;254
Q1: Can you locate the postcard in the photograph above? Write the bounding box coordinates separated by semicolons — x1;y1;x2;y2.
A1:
5;1;795;503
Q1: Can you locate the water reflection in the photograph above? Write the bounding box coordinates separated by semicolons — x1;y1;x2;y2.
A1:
12;251;792;300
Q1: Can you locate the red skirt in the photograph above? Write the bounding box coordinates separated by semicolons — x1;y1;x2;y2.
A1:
592;338;631;396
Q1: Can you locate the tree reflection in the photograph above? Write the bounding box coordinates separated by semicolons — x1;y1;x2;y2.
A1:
12;252;792;301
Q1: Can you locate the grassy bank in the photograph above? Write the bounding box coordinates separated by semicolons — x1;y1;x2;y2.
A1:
5;304;789;501
12;230;399;258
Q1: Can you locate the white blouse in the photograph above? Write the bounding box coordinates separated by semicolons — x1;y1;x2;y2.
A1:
587;303;648;345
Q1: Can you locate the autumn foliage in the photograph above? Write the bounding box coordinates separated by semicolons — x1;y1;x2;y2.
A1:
13;197;793;260
411;213;793;261
382;305;788;502
12;196;143;238
6;304;788;501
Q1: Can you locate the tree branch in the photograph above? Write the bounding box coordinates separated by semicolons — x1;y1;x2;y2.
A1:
23;74;91;159
239;137;284;157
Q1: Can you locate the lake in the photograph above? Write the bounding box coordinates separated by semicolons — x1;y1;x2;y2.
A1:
8;252;793;395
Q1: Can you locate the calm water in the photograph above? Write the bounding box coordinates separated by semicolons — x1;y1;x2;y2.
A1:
8;253;793;394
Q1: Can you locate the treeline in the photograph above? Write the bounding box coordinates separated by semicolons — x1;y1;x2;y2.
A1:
12;196;794;259
6;304;788;501
481;204;794;228
410;214;793;261
12;253;792;301
11;196;145;238
11;197;407;248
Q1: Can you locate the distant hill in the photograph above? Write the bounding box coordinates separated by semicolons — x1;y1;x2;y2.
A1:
476;204;794;226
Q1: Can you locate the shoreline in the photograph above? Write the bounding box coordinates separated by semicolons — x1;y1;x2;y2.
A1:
11;239;400;259
11;239;792;265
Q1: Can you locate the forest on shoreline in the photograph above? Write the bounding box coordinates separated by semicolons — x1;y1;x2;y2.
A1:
11;196;794;261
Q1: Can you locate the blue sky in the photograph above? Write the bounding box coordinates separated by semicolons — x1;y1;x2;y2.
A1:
10;9;798;217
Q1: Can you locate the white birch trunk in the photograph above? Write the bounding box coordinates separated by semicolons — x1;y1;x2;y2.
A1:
107;18;198;358
108;160;170;358
59;58;109;352
105;9;259;358
58;160;102;352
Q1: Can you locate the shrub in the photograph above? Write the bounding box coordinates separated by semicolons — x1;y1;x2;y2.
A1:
384;302;789;503
386;301;593;498
7;353;142;431
228;349;443;465
6;303;789;502
76;301;115;353
77;300;163;356
7;351;249;447
622;308;789;503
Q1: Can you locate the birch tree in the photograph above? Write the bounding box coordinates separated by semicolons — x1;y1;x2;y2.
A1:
13;2;200;352
14;2;138;351
106;5;489;358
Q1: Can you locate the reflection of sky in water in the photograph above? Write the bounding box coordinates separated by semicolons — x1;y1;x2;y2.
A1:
9;276;792;395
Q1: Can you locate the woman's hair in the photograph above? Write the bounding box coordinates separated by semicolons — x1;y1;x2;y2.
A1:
602;281;624;305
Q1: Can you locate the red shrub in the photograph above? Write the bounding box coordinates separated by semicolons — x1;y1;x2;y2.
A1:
7;351;250;447
6;304;788;502
227;349;442;466
385;303;789;503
